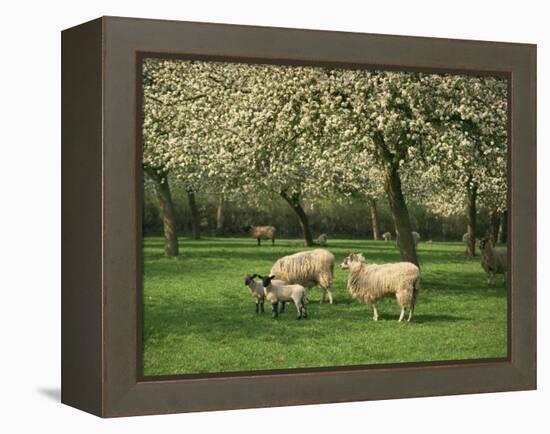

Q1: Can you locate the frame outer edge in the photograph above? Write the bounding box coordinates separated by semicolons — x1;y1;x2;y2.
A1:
61;17;104;417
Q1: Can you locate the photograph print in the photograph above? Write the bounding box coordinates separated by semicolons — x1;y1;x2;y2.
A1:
140;56;508;377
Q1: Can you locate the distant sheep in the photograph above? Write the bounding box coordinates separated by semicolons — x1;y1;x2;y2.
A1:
382;232;392;242
341;253;420;322
395;231;421;248
244;274;286;314
244;225;276;246
261;275;307;320
270;249;335;304
316;233;328;246
479;237;507;286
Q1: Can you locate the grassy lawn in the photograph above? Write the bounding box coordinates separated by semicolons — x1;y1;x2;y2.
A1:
142;237;507;376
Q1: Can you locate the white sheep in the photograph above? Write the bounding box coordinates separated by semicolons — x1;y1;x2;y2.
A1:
316;233;328;246
270;249;335;304
261;275;307;320
244;274;286;314
382;232;392;242
244;225;276;246
479;237;507;286
341;253;421;322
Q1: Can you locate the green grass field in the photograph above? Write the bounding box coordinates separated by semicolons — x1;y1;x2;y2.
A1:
142;237;507;376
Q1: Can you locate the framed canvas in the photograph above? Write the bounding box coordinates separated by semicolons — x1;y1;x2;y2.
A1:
61;16;536;417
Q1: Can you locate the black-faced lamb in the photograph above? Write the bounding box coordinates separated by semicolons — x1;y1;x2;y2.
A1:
244;274;286;314
270;249;335;304
478;237;507;286
261;275;307;320
382;232;392;242
244;225;276;246
316;233;328;247
341;253;421;322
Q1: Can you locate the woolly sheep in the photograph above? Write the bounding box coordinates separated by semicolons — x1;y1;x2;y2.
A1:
316;233;328;247
479;237;507;286
341;253;421;322
382;232;392;242
261;275;307;320
244;225;276;246
270;249;335;304
244;274;286;314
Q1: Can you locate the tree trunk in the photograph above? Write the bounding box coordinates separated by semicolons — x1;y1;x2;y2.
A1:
280;190;314;247
497;210;507;244
216;194;225;235
144;167;179;257
187;190;201;240
466;183;478;257
369;198;380;240
383;163;418;266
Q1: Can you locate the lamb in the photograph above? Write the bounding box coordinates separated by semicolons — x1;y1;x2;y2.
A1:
382;232;392;242
243;274;286;314
478;237;507;286
340;253;421;322
244;225;276;246
270;249;335;304
395;231;421;248
261;275;307;320
316;233;328;247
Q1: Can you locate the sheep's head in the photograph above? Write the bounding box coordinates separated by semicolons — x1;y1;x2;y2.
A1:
340;253;366;269
244;273;260;286
478;237;490;250
261;274;276;291
243;225;253;232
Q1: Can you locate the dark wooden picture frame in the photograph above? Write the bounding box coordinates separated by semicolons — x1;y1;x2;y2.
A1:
61;16;536;417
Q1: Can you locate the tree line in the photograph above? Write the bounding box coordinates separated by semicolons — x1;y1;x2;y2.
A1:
142;58;507;264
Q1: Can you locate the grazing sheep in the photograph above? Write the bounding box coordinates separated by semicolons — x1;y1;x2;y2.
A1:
270;249;335;304
316;233;328;246
261;275;307;320
341;253;421;322
479;237;507;286
244;225;276;246
244;274;286;314
382;232;392;242
395;231;421;248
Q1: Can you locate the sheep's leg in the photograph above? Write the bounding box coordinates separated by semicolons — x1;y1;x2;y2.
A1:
327;287;334;305
260;300;265;313
279;301;286;313
407;305;414;322
271;302;279;319
255;301;259;314
372;303;379;321
272;238;275;246
295;301;302;320
320;287;326;304
398;306;405;322
301;299;308;319
257;238;261;246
